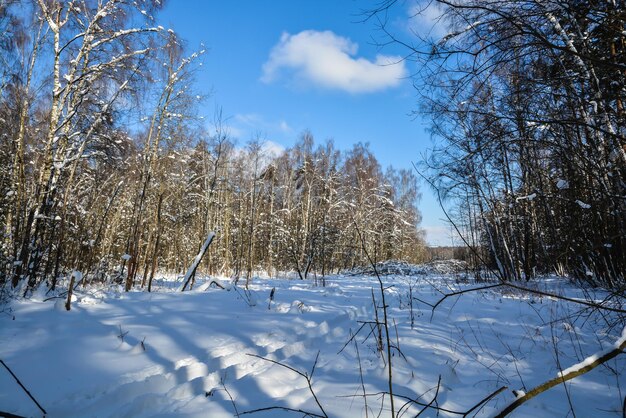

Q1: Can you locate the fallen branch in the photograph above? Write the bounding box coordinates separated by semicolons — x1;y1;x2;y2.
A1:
0;359;47;416
431;283;503;313
495;327;626;417
239;405;326;418
207;279;225;289
464;385;507;416
0;411;26;418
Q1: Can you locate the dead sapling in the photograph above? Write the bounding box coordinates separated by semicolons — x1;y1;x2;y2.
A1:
351;218;396;416
268;287;275;310
65;271;82;311
117;325;129;343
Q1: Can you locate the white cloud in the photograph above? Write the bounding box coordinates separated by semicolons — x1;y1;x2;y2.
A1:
232;113;293;139
262;30;407;93
231;140;285;176
208;121;244;139
278;120;292;133
422;225;455;247
262;140;286;158
407;2;448;40
230;138;284;158
233;113;263;127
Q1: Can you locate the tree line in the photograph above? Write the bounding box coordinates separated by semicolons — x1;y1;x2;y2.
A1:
0;0;425;293
376;0;625;287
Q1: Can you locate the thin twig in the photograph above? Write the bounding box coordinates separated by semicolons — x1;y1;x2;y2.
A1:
220;373;240;418
353;331;370;418
371;288;384;356
416;375;442;417
431;283;503;313
432;282;626;315
337;323;368;355
245;353;328;418
338;391;465;415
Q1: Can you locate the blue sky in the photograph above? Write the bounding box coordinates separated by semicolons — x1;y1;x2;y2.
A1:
158;1;454;246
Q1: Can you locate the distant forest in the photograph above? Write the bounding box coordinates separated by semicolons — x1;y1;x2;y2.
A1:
0;1;424;293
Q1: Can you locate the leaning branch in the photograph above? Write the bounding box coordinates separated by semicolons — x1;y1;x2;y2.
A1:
180;232;215;291
0;359;47;416
495;327;626;417
431;281;626;315
504;282;626;314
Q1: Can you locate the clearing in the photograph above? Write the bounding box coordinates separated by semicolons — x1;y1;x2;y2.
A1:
1;265;624;417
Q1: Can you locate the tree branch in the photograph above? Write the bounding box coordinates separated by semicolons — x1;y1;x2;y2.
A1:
495;328;626;417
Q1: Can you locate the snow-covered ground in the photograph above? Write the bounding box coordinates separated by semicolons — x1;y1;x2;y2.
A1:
1;268;624;417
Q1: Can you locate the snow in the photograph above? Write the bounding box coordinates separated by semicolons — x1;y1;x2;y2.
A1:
556;179;569;190
513;389;526;399
1;268;624;417
72;271;83;282
516;192;537;201
576;200;591;209
557;326;626;378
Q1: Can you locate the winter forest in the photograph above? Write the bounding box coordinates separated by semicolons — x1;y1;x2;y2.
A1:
0;0;423;292
0;1;625;417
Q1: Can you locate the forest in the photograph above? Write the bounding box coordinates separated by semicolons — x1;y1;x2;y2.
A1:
0;0;424;294
0;1;624;417
406;0;625;287
1;0;622;293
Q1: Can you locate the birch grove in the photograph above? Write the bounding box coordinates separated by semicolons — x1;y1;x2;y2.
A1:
0;1;425;292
